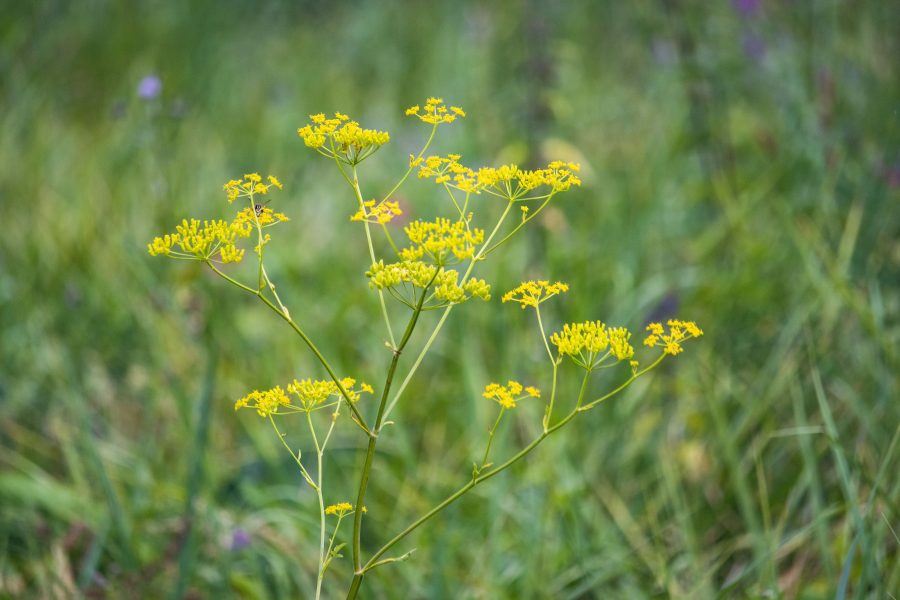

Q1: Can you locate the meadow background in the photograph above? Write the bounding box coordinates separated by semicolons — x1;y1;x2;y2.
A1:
1;1;899;598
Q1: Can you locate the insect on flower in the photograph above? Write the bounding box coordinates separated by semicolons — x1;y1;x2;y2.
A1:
254;199;271;217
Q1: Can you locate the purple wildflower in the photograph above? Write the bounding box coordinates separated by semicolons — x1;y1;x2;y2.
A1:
733;0;761;18
230;528;251;551
137;75;162;100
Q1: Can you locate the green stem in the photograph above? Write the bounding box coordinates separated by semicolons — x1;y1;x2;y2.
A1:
379;124;438;203
208;263;373;436
482;193;555;257
543;363;559;431
477;408;506;473
268;415;315;488
350;281;431;573
380;201;516;422
345;371;594;598
307;412;328;600
350;165;397;347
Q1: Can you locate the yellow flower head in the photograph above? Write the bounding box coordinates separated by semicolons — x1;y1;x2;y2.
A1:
405;97;465;124
286;377;372;411
550;321;635;369
417;154;479;193
417;156;581;199
502;280;569;309
643;319;703;356
234;386;291;417
400;218;484;265
483;380;541;409
325;502;354;516
223;173;283;203
147;218;252;264
366;261;491;307
298;112;389;163
234;206;290;229
350;200;403;225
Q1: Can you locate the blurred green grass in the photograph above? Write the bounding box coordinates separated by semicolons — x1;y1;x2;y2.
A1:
1;1;898;598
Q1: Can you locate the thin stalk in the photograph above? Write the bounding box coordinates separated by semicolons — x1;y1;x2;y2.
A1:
345;371;594;599
208;263;373;435
350;164;396;347
477;408;506;473
381;201;515;422
379;124;438;203
350;281;432;573
268;415;315;488
308;408;338;600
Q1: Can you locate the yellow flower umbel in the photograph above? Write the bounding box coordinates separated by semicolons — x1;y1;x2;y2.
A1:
643;320;703;356
399;218;484;265
147;218;251;264
502;280;569;309
223;173;283;204
366;260;491;308
417;156;581;201
233;386;291;417
350;200;403;225
235;378;373;416
405;97;465;125
550;321;635;370
482;381;541;409
298;112;390;165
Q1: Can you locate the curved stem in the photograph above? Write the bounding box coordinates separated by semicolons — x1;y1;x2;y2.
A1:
268;415;315;488
381;201;516;422
350;165;397;347
482;193;555;257
208;263;373;436
350;280;432;573
379;124;438;204
345;371;595;598
476;408;506;473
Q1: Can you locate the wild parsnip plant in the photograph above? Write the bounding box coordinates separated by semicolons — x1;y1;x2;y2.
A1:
148;97;702;598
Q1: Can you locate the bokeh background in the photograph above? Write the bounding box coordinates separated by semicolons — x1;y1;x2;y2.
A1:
2;1;899;598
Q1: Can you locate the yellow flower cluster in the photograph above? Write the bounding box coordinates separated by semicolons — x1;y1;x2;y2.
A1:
405;97;465;124
147;218;252;264
235;378;372;416
297;112;390;159
483;381;541;409
325;503;366;516
234;386;291;417
416;155;582;199
643;320;703;356
551;321;635;368
399;218;484;264
367;260;491;305
287;377;373;411
350;200;403;225
234;206;290;229
502;280;569;309
223;173;283;203
414;154;479;192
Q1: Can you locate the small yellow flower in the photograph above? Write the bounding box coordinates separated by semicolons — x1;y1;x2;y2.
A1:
350;200;403;224
297;112;389;163
405;97;465;124
325;502;354;516
147;218;252;263
366;261;490;307
224;173;283;203
400;218;484;265
551;321;635;369
234;386;291;417
643;320;703;356
286;377;373;411
483;381;540;409
502;280;569;309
